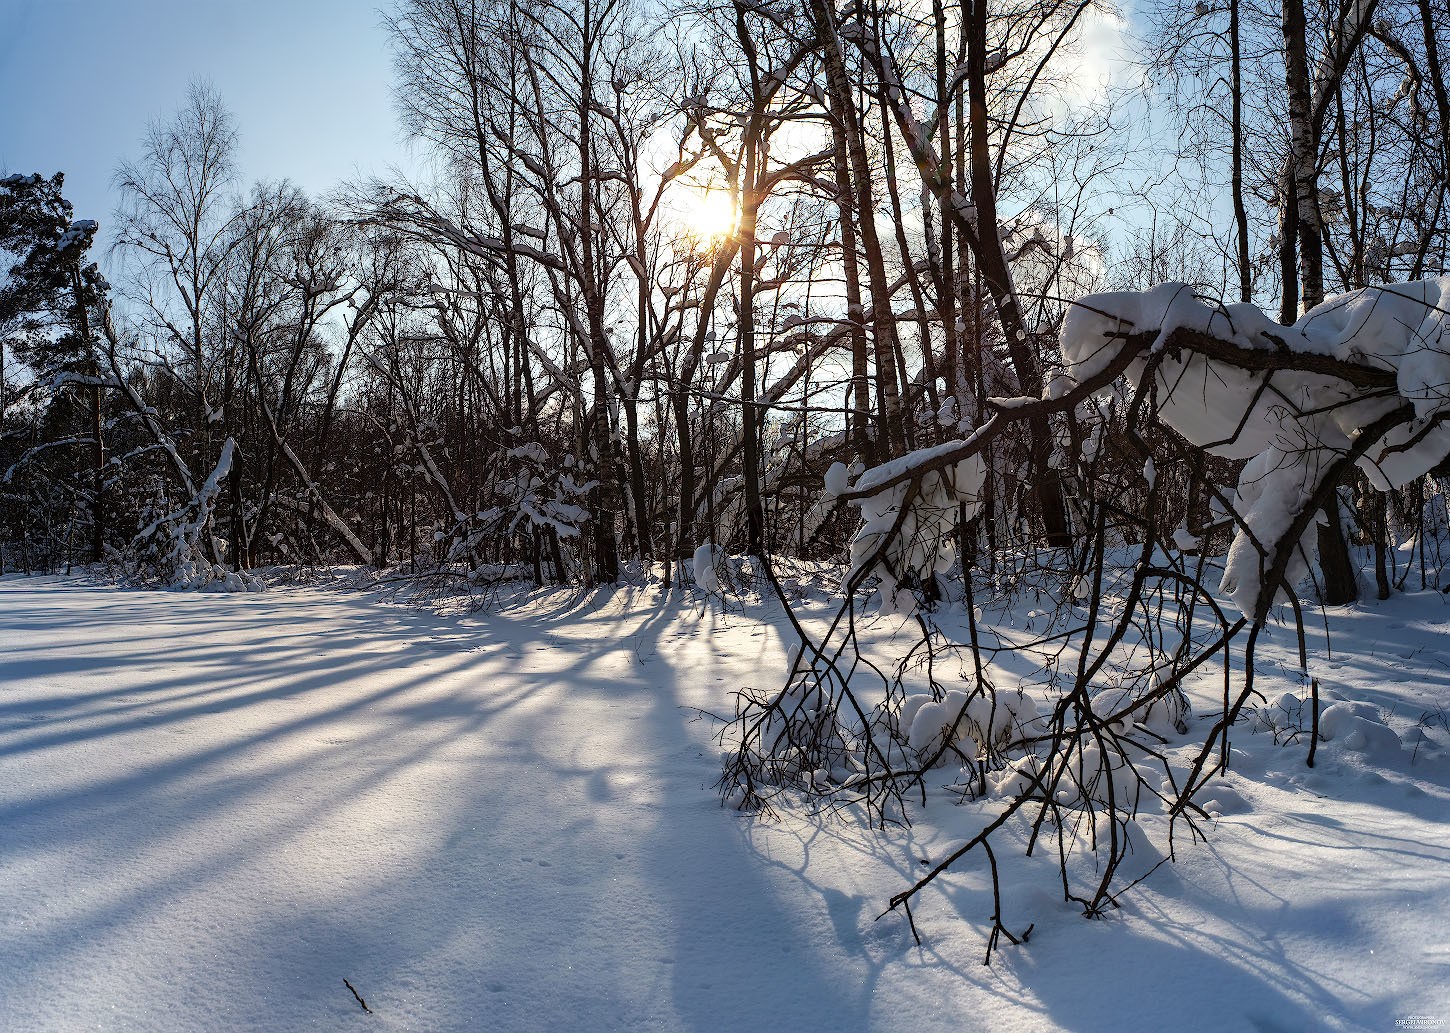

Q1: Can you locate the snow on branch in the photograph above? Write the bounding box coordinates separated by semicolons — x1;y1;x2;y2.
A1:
3;437;97;484
826;278;1450;618
1059;279;1450;615
828;334;1143;505
833;444;986;614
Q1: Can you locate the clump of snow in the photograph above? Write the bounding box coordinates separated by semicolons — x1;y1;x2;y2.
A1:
1218;445;1329;613
693;543;722;596
1092;677;1192;737
986;394;1038;409
1066;740;1144;812
1172;526;1201;551
906;697;978;761
1198;783;1248;817
897;684;1040;766
1250;690;1313;739
991;754;1044;798
1319;700;1403;759
56;218;99;252
1069;574;1091;602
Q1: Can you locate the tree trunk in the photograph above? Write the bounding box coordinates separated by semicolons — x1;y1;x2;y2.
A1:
1283;0;1324;310
577;38;620;583
1317;493;1358;605
809;0;906;458
829;118;874;462
737;112;766;554
72;268;105;563
961;0;1070;546
621;389;652;560
1368;488;1391;600
1231;0;1252;303
1278;180;1300;324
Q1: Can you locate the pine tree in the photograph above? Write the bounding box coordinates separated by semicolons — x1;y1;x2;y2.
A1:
0;171;109;562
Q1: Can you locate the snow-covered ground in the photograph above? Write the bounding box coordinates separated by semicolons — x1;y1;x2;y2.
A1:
1;574;1447;1032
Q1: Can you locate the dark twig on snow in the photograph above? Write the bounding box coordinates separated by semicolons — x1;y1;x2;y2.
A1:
343;978;372;1014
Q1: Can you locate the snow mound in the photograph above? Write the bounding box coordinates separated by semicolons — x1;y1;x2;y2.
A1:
1250;690;1312;738
898;686;1039;764
1318;701;1403;759
1092;679;1192;737
906;697;978;762
992;754;1044;797
1198;784;1249;818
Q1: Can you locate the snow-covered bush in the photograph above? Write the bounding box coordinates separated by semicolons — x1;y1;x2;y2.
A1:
829;443;988;612
425;440;596;584
126;439;260;591
497;442;594;542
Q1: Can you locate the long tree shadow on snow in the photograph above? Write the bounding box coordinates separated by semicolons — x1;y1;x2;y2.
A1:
8;578;1414;1031
0;579;880;1031
221;585;878;1031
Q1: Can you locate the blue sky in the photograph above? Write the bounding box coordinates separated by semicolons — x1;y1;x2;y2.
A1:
0;0;414;227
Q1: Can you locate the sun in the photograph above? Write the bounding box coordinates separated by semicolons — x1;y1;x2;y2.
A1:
679;189;737;247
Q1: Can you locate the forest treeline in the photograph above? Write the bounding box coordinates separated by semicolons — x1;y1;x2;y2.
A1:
3;0;1450;594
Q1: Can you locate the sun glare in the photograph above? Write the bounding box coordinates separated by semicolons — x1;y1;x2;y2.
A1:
680;189;737;246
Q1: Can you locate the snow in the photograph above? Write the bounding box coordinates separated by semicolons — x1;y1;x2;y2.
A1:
56;219;99;251
1060;283;1297;462
1061;278;1450;481
1172;526;1201;551
985;395;1038;409
0;575;1448;1032
692;542;722;595
1317;700;1404;758
902;686;1042;762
